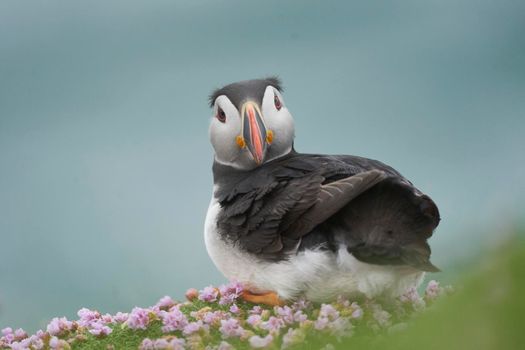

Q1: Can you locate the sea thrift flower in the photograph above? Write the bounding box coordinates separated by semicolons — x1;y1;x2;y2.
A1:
183;320;206;335
160;307;188;332
88;321;112;336
275;306;294;324
246;314;262;327
139;338;155;350
319;304;340;320
293;310;308;323
400;287;426;310
249;334;274;348
250;306;263;314
199;286;219;302
425;280;442;300
261;316;285;333
219;318;245;338
154;296;176;311
48;336;69;349
202;311;226;325
229;303;240;314
218;281;243;305
185;288;199;301
127;307;151;330
77;308;101;327
113;312;129;323
46;317;74;336
350;302;363;319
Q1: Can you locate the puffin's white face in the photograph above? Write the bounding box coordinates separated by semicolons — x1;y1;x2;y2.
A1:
209;85;295;170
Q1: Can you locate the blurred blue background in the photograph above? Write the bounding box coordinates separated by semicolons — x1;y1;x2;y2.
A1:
1;0;524;332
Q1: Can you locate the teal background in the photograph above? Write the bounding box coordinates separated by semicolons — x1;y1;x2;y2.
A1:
1;0;524;331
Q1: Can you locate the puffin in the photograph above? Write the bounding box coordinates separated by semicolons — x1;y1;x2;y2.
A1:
204;77;440;305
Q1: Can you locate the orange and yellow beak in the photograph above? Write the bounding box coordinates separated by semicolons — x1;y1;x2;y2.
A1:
236;101;273;165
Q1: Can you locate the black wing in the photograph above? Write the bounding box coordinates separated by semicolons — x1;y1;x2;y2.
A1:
214;152;440;270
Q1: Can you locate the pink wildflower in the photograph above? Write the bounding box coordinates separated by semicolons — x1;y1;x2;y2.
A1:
275;306;294;324
154;296;176;311
293;310;308;323
139;338;155;350
183;320;206;335
261;316;285;333
250;306;263;314
198;286;219;302
113;312;129;323
246;314;262;327
88;321;112;336
249;334;274;348
77;308;101;327
218;281;243;305
160;307;188;333
202;311;226;325
350;302;363;319
46;317;73;336
425;280;441;300
127;307;151;330
219;318;245;338
185;288;199;301
229;304;240;314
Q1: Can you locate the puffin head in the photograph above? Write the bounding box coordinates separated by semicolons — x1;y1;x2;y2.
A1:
208;77;295;170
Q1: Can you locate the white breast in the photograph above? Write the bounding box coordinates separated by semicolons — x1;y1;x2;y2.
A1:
204;194;424;301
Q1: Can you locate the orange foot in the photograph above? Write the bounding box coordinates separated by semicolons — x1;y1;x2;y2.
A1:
241;290;285;306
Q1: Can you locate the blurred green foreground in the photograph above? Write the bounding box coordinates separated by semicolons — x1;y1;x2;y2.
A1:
363;235;525;350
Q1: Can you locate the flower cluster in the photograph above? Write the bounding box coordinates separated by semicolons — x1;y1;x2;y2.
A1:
0;280;450;350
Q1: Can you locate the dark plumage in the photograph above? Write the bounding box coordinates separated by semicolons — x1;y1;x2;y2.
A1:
209;77;283;108
213;150;440;272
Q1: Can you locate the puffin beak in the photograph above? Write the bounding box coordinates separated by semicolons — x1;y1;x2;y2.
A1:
238;101;269;165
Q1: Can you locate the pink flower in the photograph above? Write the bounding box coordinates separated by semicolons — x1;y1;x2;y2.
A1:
154;296;176;311
246;314;262;327
113;312;129;323
139;338;155;350
293;310;308;323
275;306;294;324
13;329;27;340
48;336;68;349
229;304;240;314
127;307;151;330
185;288;199;301
261;316;285;333
77;308;101;327
250;306;263;315
202;311;226;325
249;334;274;348
219;318;245;338
425;280;441;300
218;281;243;305
400;287;426;310
350;302;363;319
46;317;73;336
198;286;219;302
319;304;339;320
160;307;188;333
183;320;206;335
88;321;112;336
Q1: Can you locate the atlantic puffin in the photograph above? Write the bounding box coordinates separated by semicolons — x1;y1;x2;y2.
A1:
205;77;440;305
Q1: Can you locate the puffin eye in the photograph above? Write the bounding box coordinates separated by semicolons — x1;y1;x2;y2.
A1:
274;95;282;111
216;107;226;123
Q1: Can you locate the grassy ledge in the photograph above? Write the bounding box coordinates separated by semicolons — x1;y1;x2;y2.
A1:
2;239;524;350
